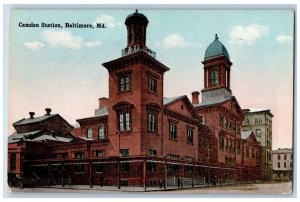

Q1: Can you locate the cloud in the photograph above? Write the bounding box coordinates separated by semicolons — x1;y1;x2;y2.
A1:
84;40;103;48
155;33;201;49
23;41;44;50
276;35;293;44
229;24;269;45
93;15;122;28
41;30;83;49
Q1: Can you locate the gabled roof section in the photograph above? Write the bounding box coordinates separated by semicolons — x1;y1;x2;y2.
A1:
164;95;198;118
8;130;43;143
194;96;232;107
13;114;57;126
29;135;73;143
13;114;74;130
241;131;252;140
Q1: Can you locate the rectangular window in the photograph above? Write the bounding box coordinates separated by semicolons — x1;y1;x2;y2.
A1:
185;166;193;175
99;127;105;140
225;119;229;129
75;164;85;173
187;128;194;144
284;162;287;168
75;152;85;159
120;149;129;157
120;149;130;171
284;154;287;160
278;162;280;168
252;149;255;159
119;75;130;92
10;153;16;170
95;150;104;157
62;153;68;158
148;113;157;132
256;129;261;137
278;154;281;160
51;154;57;159
219;136;225;150
246;147;249;158
147;162;157;172
255;118;258;125
169;123;177;140
149;77;157;93
95;164;103;173
149;149;157;156
259;118;262;124
119;112;131;131
219;116;224;127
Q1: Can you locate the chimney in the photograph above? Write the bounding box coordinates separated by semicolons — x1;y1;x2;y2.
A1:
98;97;109;108
191;91;200;105
29;112;35;119
45;108;52;116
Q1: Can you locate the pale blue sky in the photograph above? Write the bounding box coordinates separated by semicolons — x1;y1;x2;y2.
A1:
9;9;294;149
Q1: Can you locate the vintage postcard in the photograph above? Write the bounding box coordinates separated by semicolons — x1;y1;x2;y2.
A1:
6;8;294;196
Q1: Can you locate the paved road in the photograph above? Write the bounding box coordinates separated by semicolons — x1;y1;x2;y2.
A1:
7;182;292;196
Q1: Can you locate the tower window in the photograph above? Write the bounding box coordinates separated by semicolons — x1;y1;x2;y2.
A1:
119;112;131;131
148;113;157;132
211;70;218;85
149;76;157;93
119;75;131;92
256;129;261;137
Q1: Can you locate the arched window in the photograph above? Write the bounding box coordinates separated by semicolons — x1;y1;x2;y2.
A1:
87;128;93;139
99;127;105;140
211;70;218;85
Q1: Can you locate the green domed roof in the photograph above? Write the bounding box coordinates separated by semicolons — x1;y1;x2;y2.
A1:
204;34;230;60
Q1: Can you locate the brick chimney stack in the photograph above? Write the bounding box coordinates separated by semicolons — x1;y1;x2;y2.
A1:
191;91;200;105
99;97;109;108
45;108;52;116
29;112;35;119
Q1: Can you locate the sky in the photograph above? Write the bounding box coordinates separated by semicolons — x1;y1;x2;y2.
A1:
8;9;294;150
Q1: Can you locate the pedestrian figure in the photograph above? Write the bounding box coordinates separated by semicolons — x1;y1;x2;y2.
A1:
100;176;104;187
177;177;180;188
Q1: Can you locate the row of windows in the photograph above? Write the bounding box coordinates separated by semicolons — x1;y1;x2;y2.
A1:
219;136;241;154
277;153;292;160
277;162;292;168
86;127;106;140
219;116;240;132
118;74;158;93
116;110;194;145
244;146;257;159
169;123;194;144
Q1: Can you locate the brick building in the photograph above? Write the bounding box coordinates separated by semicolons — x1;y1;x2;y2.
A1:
8;10;264;188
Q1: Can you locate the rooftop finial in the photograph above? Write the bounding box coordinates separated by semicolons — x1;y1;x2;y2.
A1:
215;34;219;40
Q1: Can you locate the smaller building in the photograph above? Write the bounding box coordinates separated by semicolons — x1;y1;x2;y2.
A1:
272;148;293;181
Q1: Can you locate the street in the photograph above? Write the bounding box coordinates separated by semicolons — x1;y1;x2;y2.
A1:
7;182;292;195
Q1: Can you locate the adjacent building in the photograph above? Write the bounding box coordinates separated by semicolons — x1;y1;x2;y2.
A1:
242;108;274;180
272;148;293;181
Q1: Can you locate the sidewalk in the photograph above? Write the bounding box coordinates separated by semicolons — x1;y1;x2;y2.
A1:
39;183;235;192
